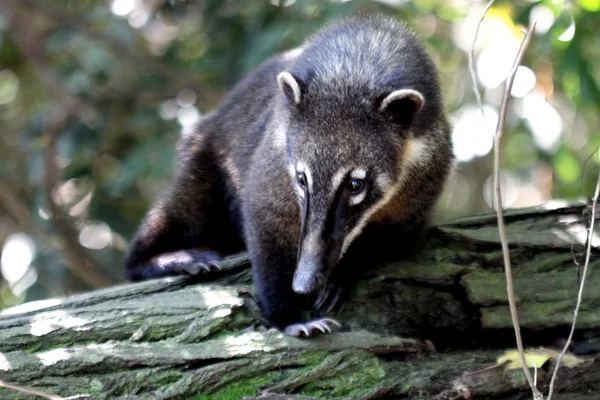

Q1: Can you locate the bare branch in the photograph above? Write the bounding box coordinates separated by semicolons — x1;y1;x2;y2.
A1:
468;0;495;126
547;162;600;399
492;24;541;399
0;379;64;400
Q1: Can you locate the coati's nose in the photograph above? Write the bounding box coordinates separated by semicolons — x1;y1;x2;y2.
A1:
293;256;323;294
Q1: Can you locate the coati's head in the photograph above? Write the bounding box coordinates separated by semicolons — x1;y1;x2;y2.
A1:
276;71;431;295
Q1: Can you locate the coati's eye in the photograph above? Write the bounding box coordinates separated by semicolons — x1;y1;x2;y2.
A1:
347;178;365;194
297;172;307;188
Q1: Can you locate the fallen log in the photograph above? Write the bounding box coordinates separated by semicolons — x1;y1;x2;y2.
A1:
0;202;598;399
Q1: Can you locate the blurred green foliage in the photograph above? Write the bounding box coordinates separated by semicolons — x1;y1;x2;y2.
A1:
0;0;598;305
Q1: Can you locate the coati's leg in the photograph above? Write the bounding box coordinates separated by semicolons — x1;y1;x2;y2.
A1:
125;137;236;281
249;244;341;337
241;140;341;337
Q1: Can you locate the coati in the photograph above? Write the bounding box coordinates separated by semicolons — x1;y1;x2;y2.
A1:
125;15;454;337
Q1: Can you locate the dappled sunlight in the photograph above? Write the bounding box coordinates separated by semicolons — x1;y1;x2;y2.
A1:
0;353;11;371
550;214;599;248
192;287;244;309
211;307;233;318
564;224;600;248
541;200;575;210
37;348;71;367
29;310;92;336
1;298;64;316
221;331;276;356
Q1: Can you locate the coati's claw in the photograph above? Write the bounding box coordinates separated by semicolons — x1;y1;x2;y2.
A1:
136;250;222;278
283;318;341;338
314;283;344;314
166;250;221;275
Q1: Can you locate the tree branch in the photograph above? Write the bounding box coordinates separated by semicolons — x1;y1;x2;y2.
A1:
547;164;600;399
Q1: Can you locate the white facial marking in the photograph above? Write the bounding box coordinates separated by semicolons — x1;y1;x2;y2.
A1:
349;191;366;206
277;72;302;104
376;174;392;189
296;161;304;173
379;89;425;113
350;168;366;180
304;165;313;192
340;137;430;258
330;168;349;195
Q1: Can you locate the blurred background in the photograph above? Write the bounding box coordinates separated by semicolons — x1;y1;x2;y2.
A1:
0;0;598;306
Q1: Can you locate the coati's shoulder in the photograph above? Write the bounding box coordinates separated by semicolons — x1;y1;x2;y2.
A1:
209;50;300;122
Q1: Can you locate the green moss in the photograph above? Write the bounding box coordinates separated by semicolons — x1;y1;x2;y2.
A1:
297;350;329;368
516;252;575;273
297;351;387;398
191;372;278;400
147;370;182;386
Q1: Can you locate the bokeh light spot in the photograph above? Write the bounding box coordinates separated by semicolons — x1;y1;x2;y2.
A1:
0;70;19;105
452;105;498;162
111;0;135;17
511;66;536;98
1;233;35;284
79;222;112;250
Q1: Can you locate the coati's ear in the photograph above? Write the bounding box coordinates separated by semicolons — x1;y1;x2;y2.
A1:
379;89;425;127
277;72;302;105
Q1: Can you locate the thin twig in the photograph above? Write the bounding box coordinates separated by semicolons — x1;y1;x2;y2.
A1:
468;0;495;126
0;379;64;400
547;161;600;399
492;23;542;399
580;147;600;195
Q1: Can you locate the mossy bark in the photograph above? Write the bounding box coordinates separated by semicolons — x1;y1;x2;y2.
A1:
0;203;599;399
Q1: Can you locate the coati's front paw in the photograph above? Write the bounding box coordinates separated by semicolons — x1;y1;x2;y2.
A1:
283;318;341;338
154;250;221;275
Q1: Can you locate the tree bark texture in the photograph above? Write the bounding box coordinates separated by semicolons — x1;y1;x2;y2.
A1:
0;203;599;399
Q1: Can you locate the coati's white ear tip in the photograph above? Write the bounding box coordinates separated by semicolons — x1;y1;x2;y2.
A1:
379;89;425;113
277;71;302;105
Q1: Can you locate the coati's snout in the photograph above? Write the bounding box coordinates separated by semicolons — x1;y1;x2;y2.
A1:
292;179;345;294
293;255;325;294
